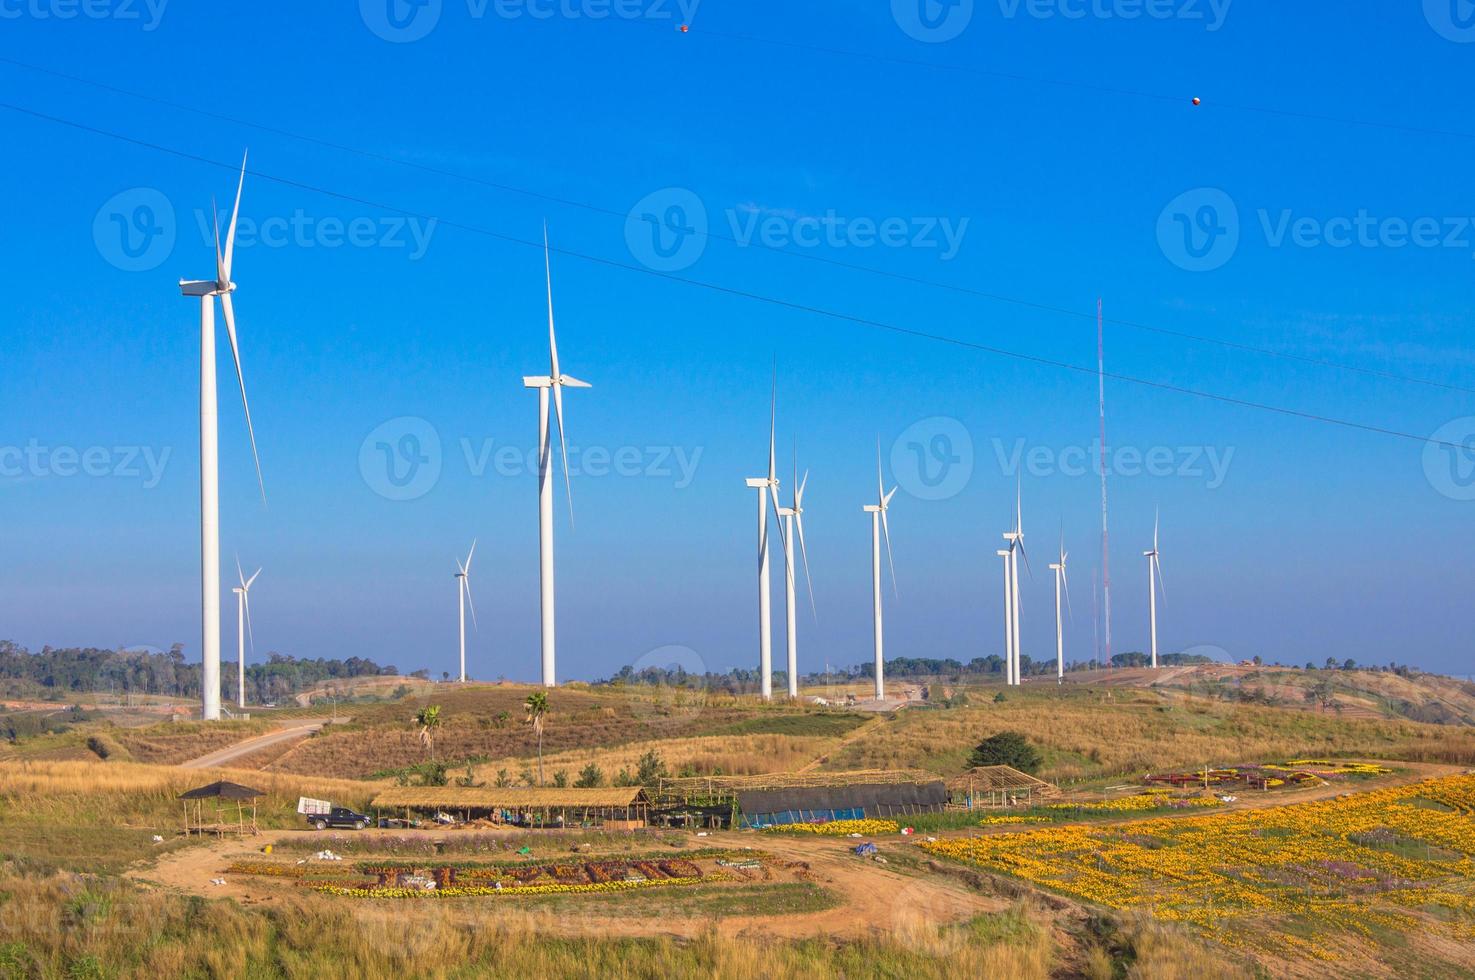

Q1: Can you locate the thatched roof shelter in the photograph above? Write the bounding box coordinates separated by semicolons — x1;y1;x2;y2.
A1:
370;786;647;809
370;786;650;828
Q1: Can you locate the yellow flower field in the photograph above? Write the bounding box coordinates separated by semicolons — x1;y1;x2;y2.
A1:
923;774;1475;955
1045;793;1223;814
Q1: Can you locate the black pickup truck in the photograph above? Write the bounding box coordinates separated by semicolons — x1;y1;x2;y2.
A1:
306;806;370;831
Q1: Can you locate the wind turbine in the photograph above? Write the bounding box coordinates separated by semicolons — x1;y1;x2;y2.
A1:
862;440;897;701
776;454;816;699
744;378;785;701
1049;532;1071;684
179;152;265;722
1002;482;1029;685
454;540;478;684
1144;511;1164;669
231;559;260;711
522;226;591;688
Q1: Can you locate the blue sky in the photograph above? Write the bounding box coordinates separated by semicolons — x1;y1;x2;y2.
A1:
2;2;1473;683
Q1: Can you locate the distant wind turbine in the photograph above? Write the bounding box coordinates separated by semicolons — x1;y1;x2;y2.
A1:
1144;511;1164;669
231;559;260;711
862;439;897;701
1049;531;1071;684
179;151;265;721
744;377;785;701
521;225;591;688
455;540;478;684
776;452;816;699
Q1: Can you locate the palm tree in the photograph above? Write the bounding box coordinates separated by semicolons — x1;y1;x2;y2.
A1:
524;692;549;786
415;705;442;760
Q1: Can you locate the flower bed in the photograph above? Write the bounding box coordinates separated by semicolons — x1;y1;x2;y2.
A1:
1045;794;1222;814
307;876;705;899
762;819;899;836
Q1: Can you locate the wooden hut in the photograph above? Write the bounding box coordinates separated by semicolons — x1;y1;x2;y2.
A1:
369;786;650;829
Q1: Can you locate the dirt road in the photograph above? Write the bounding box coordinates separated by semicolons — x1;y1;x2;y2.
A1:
179;719;332;769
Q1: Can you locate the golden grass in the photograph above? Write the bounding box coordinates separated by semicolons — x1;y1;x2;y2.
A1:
472;733;838;783
820;687;1475;782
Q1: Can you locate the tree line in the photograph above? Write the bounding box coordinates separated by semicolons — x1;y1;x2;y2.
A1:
0;640;400;703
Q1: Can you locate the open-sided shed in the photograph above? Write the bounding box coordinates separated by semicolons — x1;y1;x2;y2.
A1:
658;769;947;827
370;786;650;829
947;766;1058;808
179;780;265;837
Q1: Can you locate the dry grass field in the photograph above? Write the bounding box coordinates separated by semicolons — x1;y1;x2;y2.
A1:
4;669;1475;977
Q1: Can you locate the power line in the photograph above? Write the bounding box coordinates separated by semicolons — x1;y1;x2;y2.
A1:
1;98;1468;453
2;54;1470;395
682;27;1475;145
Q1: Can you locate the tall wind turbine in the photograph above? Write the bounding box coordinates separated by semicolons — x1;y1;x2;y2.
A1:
231;559;260;711
862;441;897;701
1002;482;1028;685
522;226;591;688
744;379;784;701
179;152;265;722
996;548;1014;685
776;455;815;699
454;540;478;683
1049;533;1071;684
1144;512;1164;669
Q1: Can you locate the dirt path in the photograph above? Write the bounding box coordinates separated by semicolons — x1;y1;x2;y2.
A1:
794;716;884;774
179;719;332;769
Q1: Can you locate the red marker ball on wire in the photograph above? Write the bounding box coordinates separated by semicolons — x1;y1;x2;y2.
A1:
679;24;688;32
1192;97;1201;106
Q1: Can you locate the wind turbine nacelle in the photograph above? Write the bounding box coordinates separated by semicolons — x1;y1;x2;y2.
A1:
179;279;218;298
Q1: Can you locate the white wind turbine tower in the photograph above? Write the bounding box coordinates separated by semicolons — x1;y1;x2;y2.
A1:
996;548;1014;685
179;152;265;722
775;455;816;699
1144;511;1164;669
1001;483;1028;685
1048;532;1071;684
862;441;897;702
744;379;784;701
454;541;478;683
522;227;591;688
231;559;260;711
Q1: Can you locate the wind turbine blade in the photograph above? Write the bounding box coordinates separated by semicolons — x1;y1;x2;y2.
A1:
211;196;225;286
796;509;816;621
243;591;256;657
463;576;479;632
246;567;262;590
236;554;246;589
768;373;777;484
465;539;477;576
1154;508;1160;553
219;291;266;504
1062;565;1073;620
769;483;788;556
880;505;897;599
553;382;573;524
1154;553;1166;604
796;468;807;508
223;150;246;280
544;222;560;381
1018;536;1032;579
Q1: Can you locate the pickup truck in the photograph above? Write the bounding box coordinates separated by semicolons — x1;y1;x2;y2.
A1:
306;806;371;831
